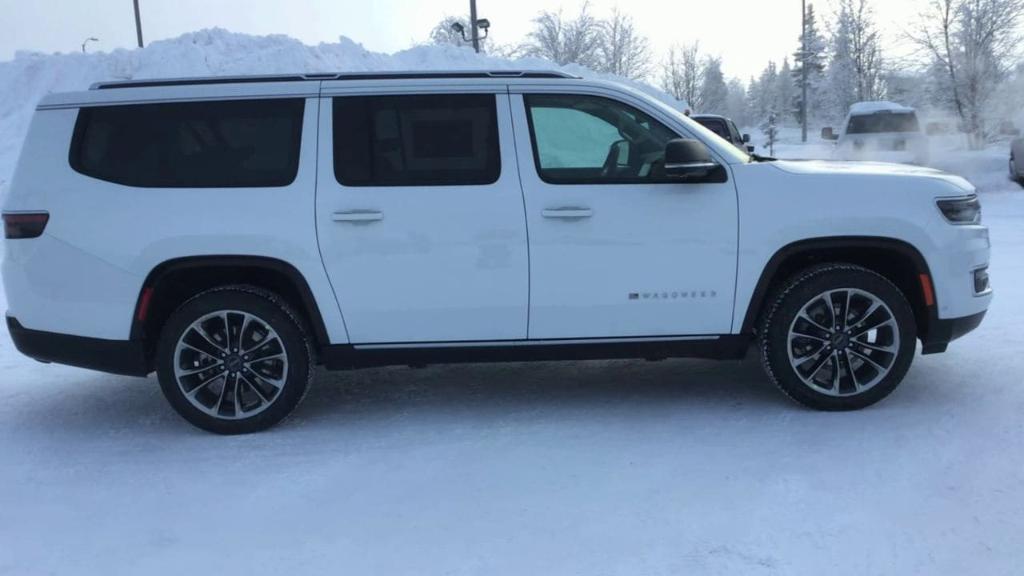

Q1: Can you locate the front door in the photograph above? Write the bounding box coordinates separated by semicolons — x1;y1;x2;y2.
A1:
510;90;738;339
315;91;529;343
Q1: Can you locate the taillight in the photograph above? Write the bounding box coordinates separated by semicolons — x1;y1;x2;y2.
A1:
3;212;50;239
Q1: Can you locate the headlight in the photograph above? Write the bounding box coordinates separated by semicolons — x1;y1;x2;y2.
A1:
937;196;981;225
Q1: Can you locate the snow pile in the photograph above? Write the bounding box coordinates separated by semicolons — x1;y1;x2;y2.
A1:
0;28;687;197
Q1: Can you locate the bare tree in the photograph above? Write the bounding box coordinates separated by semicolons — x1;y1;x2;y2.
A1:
908;0;1024;146
430;16;475;50
526;2;603;69
845;0;885;101
598;8;651;79
661;42;704;110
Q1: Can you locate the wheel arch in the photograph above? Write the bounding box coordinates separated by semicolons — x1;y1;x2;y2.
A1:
130;256;331;367
741;236;936;342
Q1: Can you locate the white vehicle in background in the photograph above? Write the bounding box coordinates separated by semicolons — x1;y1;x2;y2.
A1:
822;101;930;165
1011;137;1024;186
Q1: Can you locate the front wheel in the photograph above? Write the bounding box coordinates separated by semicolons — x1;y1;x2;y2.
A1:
156;286;313;434
760;264;917;411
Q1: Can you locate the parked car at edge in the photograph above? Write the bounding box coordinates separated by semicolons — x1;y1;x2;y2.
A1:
1011;137;1024;185
822;101;930;165
2;71;991;434
691;113;754;153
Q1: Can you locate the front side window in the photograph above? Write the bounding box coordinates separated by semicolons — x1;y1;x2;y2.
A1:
71;98;305;188
333;94;500;187
524;94;679;184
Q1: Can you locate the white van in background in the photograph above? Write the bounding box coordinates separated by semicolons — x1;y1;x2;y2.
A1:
822;101;930;165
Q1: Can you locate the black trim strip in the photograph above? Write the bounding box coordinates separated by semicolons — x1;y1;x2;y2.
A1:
130;256;331;351
6;317;150;377
740;237;935;335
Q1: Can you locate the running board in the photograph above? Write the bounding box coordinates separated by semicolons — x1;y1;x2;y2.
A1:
322;335;751;370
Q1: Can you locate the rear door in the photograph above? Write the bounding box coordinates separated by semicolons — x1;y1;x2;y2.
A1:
315;85;529;343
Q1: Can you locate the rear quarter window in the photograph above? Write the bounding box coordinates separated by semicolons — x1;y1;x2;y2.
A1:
70;98;305;188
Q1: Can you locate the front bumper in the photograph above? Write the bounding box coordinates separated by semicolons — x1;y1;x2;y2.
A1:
6;316;150;376
920;310;987;355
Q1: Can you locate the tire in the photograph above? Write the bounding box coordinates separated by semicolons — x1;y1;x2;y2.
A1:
156;285;313;434
759;264;917;411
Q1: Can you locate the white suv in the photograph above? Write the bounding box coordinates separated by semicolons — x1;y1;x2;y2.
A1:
2;71;992;434
822;101;930;165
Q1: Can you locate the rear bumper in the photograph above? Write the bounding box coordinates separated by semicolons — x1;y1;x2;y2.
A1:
920;310;987;355
6;316;150;376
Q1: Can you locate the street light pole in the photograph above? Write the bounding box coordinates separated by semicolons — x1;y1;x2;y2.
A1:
469;0;480;53
133;0;144;48
801;0;808;143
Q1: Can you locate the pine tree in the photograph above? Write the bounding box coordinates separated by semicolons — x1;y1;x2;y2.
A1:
700;57;729;113
792;3;827;125
825;4;859;124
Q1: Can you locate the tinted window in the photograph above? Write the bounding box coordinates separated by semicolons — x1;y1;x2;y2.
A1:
333;94;500;187
525;94;679;184
71;98;305;188
846;112;920;134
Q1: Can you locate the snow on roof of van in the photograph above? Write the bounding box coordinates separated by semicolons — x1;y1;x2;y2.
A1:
849;101;916;116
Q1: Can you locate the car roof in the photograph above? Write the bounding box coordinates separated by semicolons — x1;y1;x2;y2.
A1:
691;114;729;121
849;101;916;116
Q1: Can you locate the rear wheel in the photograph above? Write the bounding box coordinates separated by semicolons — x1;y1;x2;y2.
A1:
760;264;917;411
156;286;312;434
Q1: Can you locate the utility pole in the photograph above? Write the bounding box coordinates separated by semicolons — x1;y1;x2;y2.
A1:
133;0;144;48
800;0;808;142
469;0;480;53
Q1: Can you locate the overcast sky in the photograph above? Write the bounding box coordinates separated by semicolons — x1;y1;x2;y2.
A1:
0;0;941;80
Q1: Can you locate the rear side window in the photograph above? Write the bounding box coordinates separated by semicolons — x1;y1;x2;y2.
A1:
333;94;500;187
71;98;305;188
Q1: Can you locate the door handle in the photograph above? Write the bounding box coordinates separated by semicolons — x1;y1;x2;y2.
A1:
542;207;592;219
333;210;383;223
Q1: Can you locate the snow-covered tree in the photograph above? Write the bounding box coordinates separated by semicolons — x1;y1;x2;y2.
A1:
430;16;478;51
908;0;1024;146
525;3;603;69
792;3;828;125
844;0;885;101
824;6;859;124
724;77;752;127
700;56;729;113
661;42;704;110
776;58;797;122
597;9;651;79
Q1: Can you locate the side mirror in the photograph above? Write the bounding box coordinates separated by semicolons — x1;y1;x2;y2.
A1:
664;138;720;181
821;127;839;141
742;133;751;143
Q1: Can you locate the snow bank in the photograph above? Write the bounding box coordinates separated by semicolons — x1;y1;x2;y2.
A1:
0;28;688;198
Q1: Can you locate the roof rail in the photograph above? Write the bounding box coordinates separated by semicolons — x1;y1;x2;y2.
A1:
90;70;579;90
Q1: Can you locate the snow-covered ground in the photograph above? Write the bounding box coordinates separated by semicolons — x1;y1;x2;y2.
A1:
2;30;1023;576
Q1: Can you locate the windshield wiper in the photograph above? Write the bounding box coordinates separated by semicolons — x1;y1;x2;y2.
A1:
749;153;777;162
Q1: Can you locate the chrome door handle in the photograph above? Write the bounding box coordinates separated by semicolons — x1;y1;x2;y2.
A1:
542;207;592;219
332;210;383;223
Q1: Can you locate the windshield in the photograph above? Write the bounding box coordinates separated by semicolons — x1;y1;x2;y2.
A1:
846;112;920;134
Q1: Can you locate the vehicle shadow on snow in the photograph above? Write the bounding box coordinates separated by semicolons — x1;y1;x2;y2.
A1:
5;347;961;437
